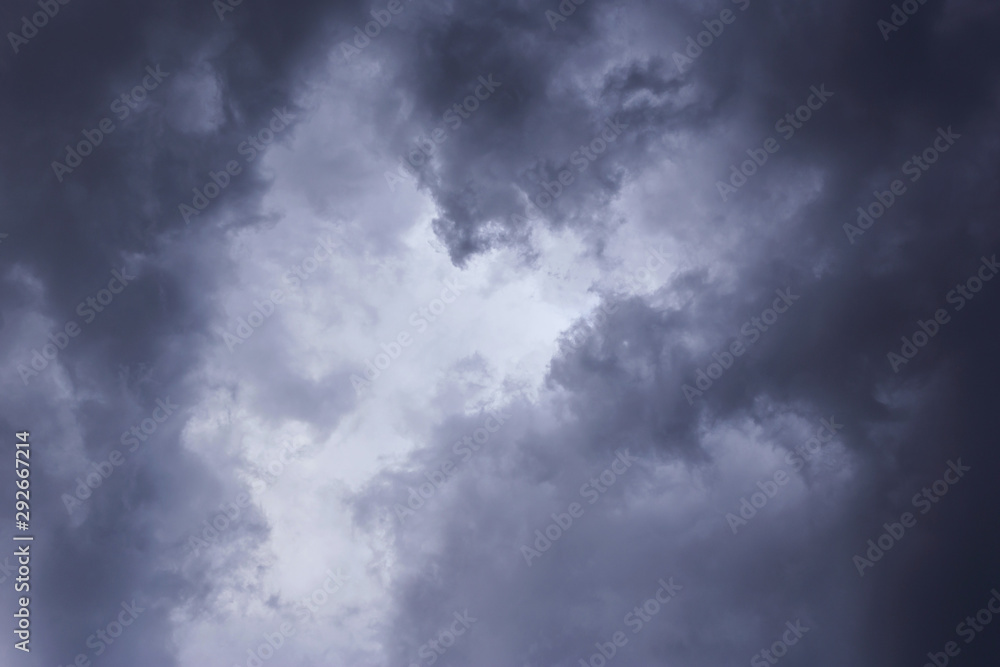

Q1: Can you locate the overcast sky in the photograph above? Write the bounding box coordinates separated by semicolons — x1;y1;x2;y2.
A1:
1;0;999;666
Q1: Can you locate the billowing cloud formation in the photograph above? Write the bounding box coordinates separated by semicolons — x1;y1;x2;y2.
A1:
1;0;999;665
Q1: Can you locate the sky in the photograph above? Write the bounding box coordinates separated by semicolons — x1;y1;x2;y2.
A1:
1;0;999;666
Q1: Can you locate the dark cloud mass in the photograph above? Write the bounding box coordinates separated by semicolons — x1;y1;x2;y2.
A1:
0;0;998;665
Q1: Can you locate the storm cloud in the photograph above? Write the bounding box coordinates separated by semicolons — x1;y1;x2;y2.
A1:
1;0;998;665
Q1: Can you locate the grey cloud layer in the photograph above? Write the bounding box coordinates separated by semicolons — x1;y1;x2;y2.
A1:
1;0;998;665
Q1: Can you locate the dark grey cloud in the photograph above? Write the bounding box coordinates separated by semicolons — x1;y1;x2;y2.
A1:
0;0;364;664
1;0;999;665
347;0;1000;665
